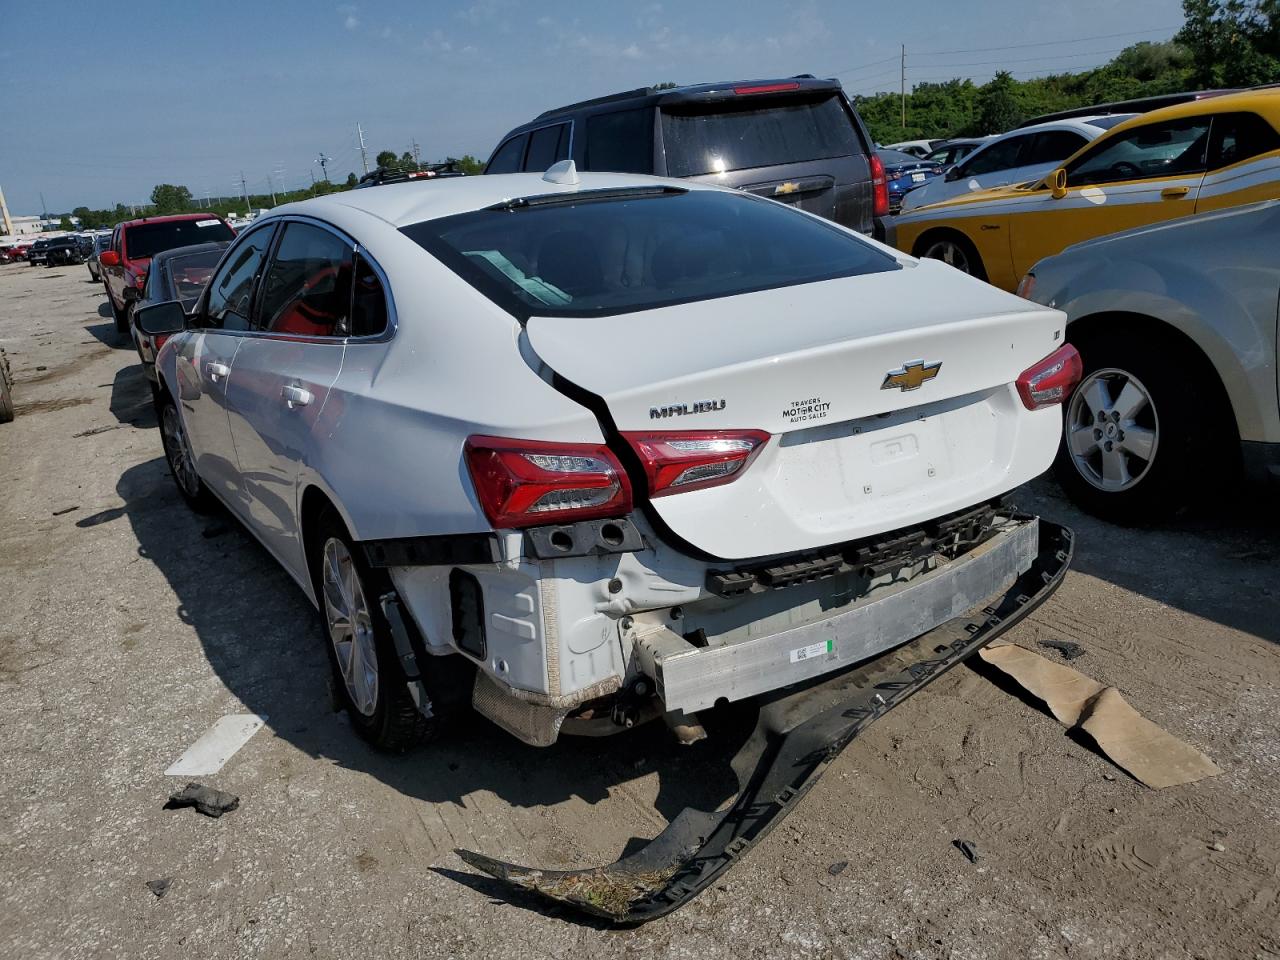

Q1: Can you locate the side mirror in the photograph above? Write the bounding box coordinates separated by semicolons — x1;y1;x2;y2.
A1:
99;250;120;268
134;300;187;337
1049;168;1068;199
944;166;962;182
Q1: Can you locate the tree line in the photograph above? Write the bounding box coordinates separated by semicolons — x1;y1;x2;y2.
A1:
857;0;1279;144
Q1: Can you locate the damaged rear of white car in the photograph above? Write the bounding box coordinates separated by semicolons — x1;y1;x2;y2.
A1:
143;165;1076;922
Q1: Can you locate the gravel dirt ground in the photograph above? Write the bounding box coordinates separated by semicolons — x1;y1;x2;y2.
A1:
1;264;1278;960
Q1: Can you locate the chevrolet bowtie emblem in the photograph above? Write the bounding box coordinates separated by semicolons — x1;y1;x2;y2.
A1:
881;360;942;392
774;181;800;196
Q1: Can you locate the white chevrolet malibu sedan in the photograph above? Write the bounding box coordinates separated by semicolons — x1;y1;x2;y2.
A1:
136;162;1079;751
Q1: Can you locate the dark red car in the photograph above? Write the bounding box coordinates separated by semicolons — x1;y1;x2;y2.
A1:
100;214;235;333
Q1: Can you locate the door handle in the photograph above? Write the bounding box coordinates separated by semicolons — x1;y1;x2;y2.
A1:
1161;186;1190;199
204;361;230;382
281;385;314;409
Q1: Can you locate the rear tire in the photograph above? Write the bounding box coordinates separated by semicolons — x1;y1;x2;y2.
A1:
1054;329;1224;523
157;392;215;513
916;230;987;281
312;509;446;752
0;349;14;424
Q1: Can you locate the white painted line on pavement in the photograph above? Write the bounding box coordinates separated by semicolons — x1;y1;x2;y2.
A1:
165;714;268;777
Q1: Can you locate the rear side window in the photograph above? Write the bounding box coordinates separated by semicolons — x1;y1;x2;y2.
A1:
960;135;1031;176
584;109;654;174
661;94;859;177
524;124;569;172
1024;131;1088;166
124;218;234;260
351;254;389;337
401;187;899;320
486;135;527;174
257;223;354;337
1210;112;1280;168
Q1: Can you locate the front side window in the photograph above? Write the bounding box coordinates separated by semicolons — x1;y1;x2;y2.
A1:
401;187;899;320
203;226;274;331
584;109;654;174
960;135;1030;177
1067;117;1211;186
257;223;354;337
524;124;569;172
1209;112;1280;169
660;94;858;177
486;135;527;174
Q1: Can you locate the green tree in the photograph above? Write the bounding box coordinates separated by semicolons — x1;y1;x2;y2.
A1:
975;71;1022;134
58;215;74;231
455;154;485;176
345;172;359;187
150;184;193;214
375;150;399;169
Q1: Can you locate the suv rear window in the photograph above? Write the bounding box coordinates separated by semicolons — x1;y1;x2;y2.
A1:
661;94;860;177
401;187;898;319
124;219;234;260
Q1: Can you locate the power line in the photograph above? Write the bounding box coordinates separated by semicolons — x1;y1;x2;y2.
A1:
919;46;1130;70
918;25;1181;57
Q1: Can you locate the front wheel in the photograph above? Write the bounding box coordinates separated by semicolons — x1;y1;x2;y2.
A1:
1054;332;1223;523
313;511;445;751
157;394;215;512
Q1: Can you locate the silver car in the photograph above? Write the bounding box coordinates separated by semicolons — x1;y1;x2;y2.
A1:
1022;200;1280;521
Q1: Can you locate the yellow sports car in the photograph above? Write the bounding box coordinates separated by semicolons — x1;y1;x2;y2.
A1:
893;89;1280;291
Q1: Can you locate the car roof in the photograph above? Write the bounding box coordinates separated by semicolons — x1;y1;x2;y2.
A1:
524;75;842;125
118;213;226;229
1066;87;1280;144
268;170;727;229
149;240;229;265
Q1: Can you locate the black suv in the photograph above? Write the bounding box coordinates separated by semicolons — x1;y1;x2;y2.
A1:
44;235;93;267
486;76;890;240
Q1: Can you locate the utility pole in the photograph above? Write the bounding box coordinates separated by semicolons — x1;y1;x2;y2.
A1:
410;138;421;171
357;122;370;174
900;43;906;128
316;152;331;183
39;192;48;220
0;183;13;237
239;171;250;214
267;173;277;207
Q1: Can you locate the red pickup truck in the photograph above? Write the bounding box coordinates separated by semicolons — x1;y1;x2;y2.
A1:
100;214;236;333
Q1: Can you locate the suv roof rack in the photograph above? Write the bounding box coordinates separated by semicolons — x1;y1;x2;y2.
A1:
354;160;467;189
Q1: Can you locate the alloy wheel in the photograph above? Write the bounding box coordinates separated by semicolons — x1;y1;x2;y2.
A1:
161;404;201;499
1064;367;1159;493
922;239;972;274
321;537;380;717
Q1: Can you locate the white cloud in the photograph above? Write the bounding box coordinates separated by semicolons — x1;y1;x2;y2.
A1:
345;15;360;30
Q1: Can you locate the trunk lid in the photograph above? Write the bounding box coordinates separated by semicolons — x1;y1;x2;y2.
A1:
526;259;1066;559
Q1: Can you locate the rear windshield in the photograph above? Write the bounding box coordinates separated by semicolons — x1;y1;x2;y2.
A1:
661;94;861;177
125;219;234;260
166;249;225;303
401;187;898;319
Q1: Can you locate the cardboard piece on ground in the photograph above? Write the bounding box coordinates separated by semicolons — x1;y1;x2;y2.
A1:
979;642;1220;789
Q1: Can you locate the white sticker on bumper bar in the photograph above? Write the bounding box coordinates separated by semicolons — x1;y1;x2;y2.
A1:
789;639;834;664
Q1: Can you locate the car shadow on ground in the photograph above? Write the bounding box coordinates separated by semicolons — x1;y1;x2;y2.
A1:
105;358;156;428
1020;476;1279;643
106;457;746;876
85;304;129;350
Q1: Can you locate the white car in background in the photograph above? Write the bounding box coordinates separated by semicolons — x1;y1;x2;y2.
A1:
883;138;945;158
136;162;1077;757
901;115;1135;212
1022;199;1280;521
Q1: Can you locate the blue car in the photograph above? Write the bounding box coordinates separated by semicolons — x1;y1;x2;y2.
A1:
879;148;943;214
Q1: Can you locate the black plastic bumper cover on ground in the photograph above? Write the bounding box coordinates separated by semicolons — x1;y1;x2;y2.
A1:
457;518;1073;924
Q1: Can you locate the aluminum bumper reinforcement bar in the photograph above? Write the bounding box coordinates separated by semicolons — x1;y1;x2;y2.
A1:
456;518;1073;925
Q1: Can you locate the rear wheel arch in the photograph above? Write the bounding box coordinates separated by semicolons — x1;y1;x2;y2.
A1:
300;485;343;604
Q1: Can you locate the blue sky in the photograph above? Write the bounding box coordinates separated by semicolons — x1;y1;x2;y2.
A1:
0;0;1184;214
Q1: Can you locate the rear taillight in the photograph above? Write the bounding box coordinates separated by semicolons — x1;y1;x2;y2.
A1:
464;436;632;529
870;154;889;218
153;333;171;352
623;430;770;497
1016;344;1082;410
